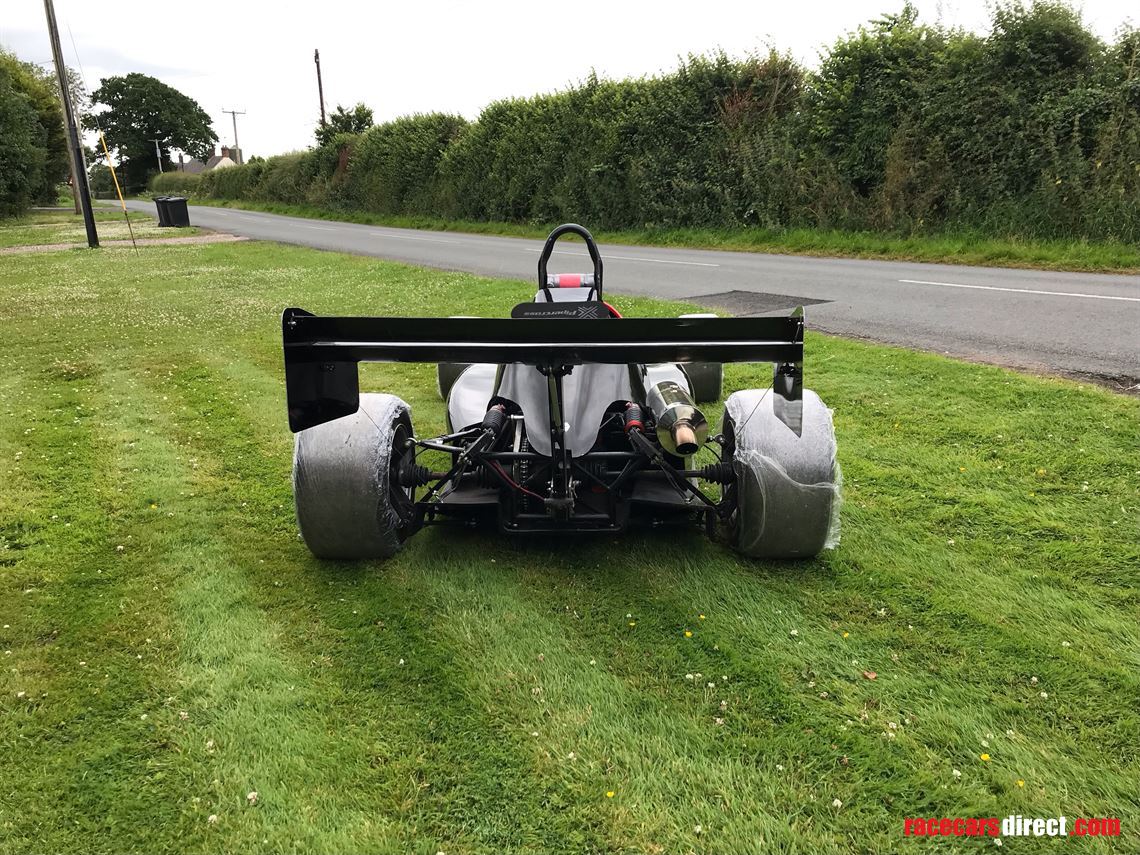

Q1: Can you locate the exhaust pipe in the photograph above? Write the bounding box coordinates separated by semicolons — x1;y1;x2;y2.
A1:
647;380;708;456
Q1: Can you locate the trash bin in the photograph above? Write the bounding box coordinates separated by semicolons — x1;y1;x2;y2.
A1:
164;196;191;228
153;195;171;227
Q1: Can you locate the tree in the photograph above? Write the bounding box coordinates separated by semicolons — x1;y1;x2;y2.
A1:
0;63;46;217
0;49;69;205
89;73;216;191
315;102;373;147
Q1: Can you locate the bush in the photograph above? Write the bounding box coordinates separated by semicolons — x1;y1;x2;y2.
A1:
192;2;1140;243
199;161;263;200
343;115;467;215
149;171;201;195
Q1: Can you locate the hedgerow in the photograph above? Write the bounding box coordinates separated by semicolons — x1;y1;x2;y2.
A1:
149;172;201;195
195;3;1140;242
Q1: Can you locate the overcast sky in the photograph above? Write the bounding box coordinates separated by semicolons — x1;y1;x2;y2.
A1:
3;1;1135;159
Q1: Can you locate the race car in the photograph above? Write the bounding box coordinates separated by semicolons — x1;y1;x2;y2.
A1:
282;224;840;560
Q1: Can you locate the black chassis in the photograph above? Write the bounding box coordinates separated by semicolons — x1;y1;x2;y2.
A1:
283;306;806;537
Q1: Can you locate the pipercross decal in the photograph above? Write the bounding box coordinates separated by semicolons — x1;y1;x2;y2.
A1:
510;301;611;319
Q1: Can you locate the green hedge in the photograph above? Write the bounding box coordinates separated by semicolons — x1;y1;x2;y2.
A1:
193;3;1140;243
149;171;201;195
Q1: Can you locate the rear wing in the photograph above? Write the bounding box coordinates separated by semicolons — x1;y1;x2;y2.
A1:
282;307;805;433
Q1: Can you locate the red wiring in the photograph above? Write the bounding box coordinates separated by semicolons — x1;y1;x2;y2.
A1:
489;460;546;502
603;301;623;318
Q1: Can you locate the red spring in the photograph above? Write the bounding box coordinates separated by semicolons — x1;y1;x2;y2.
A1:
623;402;643;434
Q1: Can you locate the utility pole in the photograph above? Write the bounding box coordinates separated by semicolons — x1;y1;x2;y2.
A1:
149;138;163;172
221;108;245;164
314;49;326;128
43;0;97;247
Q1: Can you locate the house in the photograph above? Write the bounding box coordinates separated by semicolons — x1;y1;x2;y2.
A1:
176;153;206;174
204;145;242;170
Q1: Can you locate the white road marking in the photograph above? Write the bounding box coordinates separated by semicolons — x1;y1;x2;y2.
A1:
303;225;336;231
370;231;467;245
899;278;1140;303
524;247;719;268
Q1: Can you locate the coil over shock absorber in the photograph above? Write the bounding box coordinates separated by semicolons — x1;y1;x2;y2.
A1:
624;402;644;434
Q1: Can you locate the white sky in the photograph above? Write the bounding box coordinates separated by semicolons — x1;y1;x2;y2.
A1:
3;0;1135;159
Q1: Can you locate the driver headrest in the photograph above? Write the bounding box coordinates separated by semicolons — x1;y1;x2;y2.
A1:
536;283;598;302
546;273;596;289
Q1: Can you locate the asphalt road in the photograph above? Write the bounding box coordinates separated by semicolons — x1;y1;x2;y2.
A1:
124;201;1140;386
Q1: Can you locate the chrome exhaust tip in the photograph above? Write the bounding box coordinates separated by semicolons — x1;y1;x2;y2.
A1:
647;379;708;457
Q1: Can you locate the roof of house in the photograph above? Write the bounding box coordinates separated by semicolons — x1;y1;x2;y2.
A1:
179;158;206;175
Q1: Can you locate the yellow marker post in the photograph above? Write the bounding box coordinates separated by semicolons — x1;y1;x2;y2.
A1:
99;131;138;254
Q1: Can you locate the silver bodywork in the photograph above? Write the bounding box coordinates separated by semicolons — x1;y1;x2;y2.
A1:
446;288;693;457
449;362;691;457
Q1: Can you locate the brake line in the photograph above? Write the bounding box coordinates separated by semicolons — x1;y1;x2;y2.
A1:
488;460;545;502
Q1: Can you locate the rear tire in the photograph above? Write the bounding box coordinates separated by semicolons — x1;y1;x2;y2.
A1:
293;393;415;559
437;316;477;400
679;313;723;402
437;362;472;400
684;362;724;403
722;388;840;558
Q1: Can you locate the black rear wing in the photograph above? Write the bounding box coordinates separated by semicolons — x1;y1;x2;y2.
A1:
282;307;805;433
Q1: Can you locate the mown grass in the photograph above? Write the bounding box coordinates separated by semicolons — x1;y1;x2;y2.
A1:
184;197;1140;274
0;210;198;248
0;237;1137;854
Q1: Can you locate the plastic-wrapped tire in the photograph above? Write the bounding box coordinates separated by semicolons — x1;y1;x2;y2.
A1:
684;362;724;403
679;314;723;402
437;362;472;400
436;316;478;400
722;388;840;558
293;393;415;560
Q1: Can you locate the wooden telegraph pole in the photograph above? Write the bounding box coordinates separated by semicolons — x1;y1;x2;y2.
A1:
314;49;326;128
43;0;97;247
221;108;245;163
